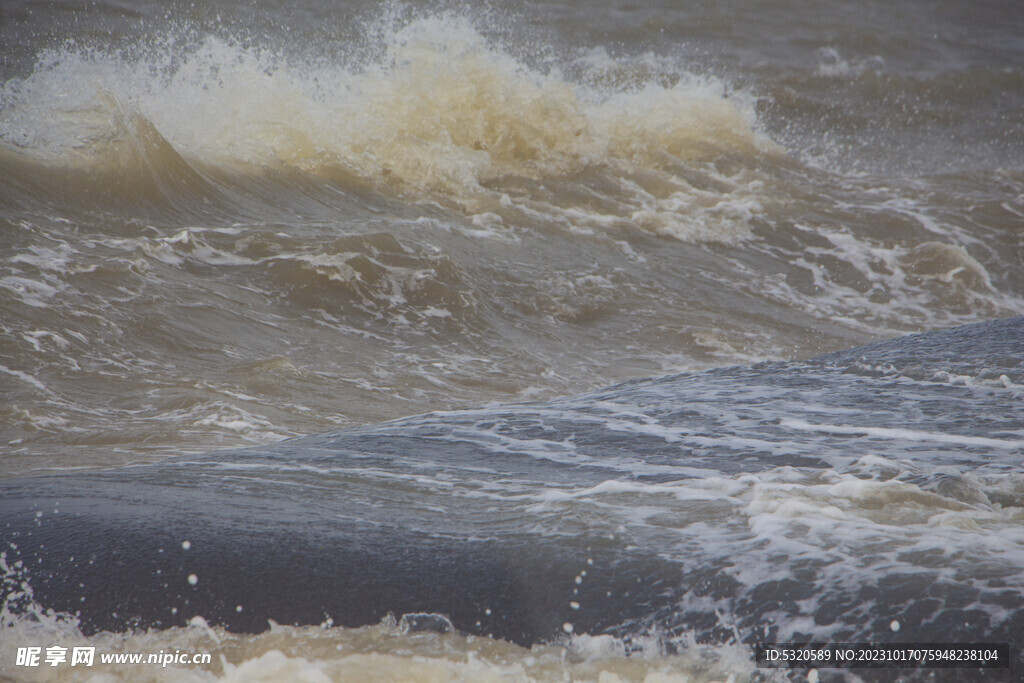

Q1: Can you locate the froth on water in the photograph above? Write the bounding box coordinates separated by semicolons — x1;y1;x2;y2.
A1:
1;2;1023;680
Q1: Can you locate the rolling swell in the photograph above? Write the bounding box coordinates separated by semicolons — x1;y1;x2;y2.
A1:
3;11;1023;479
3;317;1023;677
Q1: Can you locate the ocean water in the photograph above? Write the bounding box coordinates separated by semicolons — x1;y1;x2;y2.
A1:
1;0;1023;680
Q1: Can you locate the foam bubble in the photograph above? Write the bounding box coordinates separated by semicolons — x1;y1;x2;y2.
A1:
0;14;772;244
0;611;757;682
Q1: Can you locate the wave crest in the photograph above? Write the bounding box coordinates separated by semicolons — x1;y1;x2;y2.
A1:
0;14;774;242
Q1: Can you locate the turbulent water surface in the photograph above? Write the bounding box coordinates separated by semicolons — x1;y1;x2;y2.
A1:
1;0;1023;680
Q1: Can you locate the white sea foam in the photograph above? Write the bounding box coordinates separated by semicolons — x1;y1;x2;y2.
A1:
0;14;774;245
781;418;1024;449
0;608;762;683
